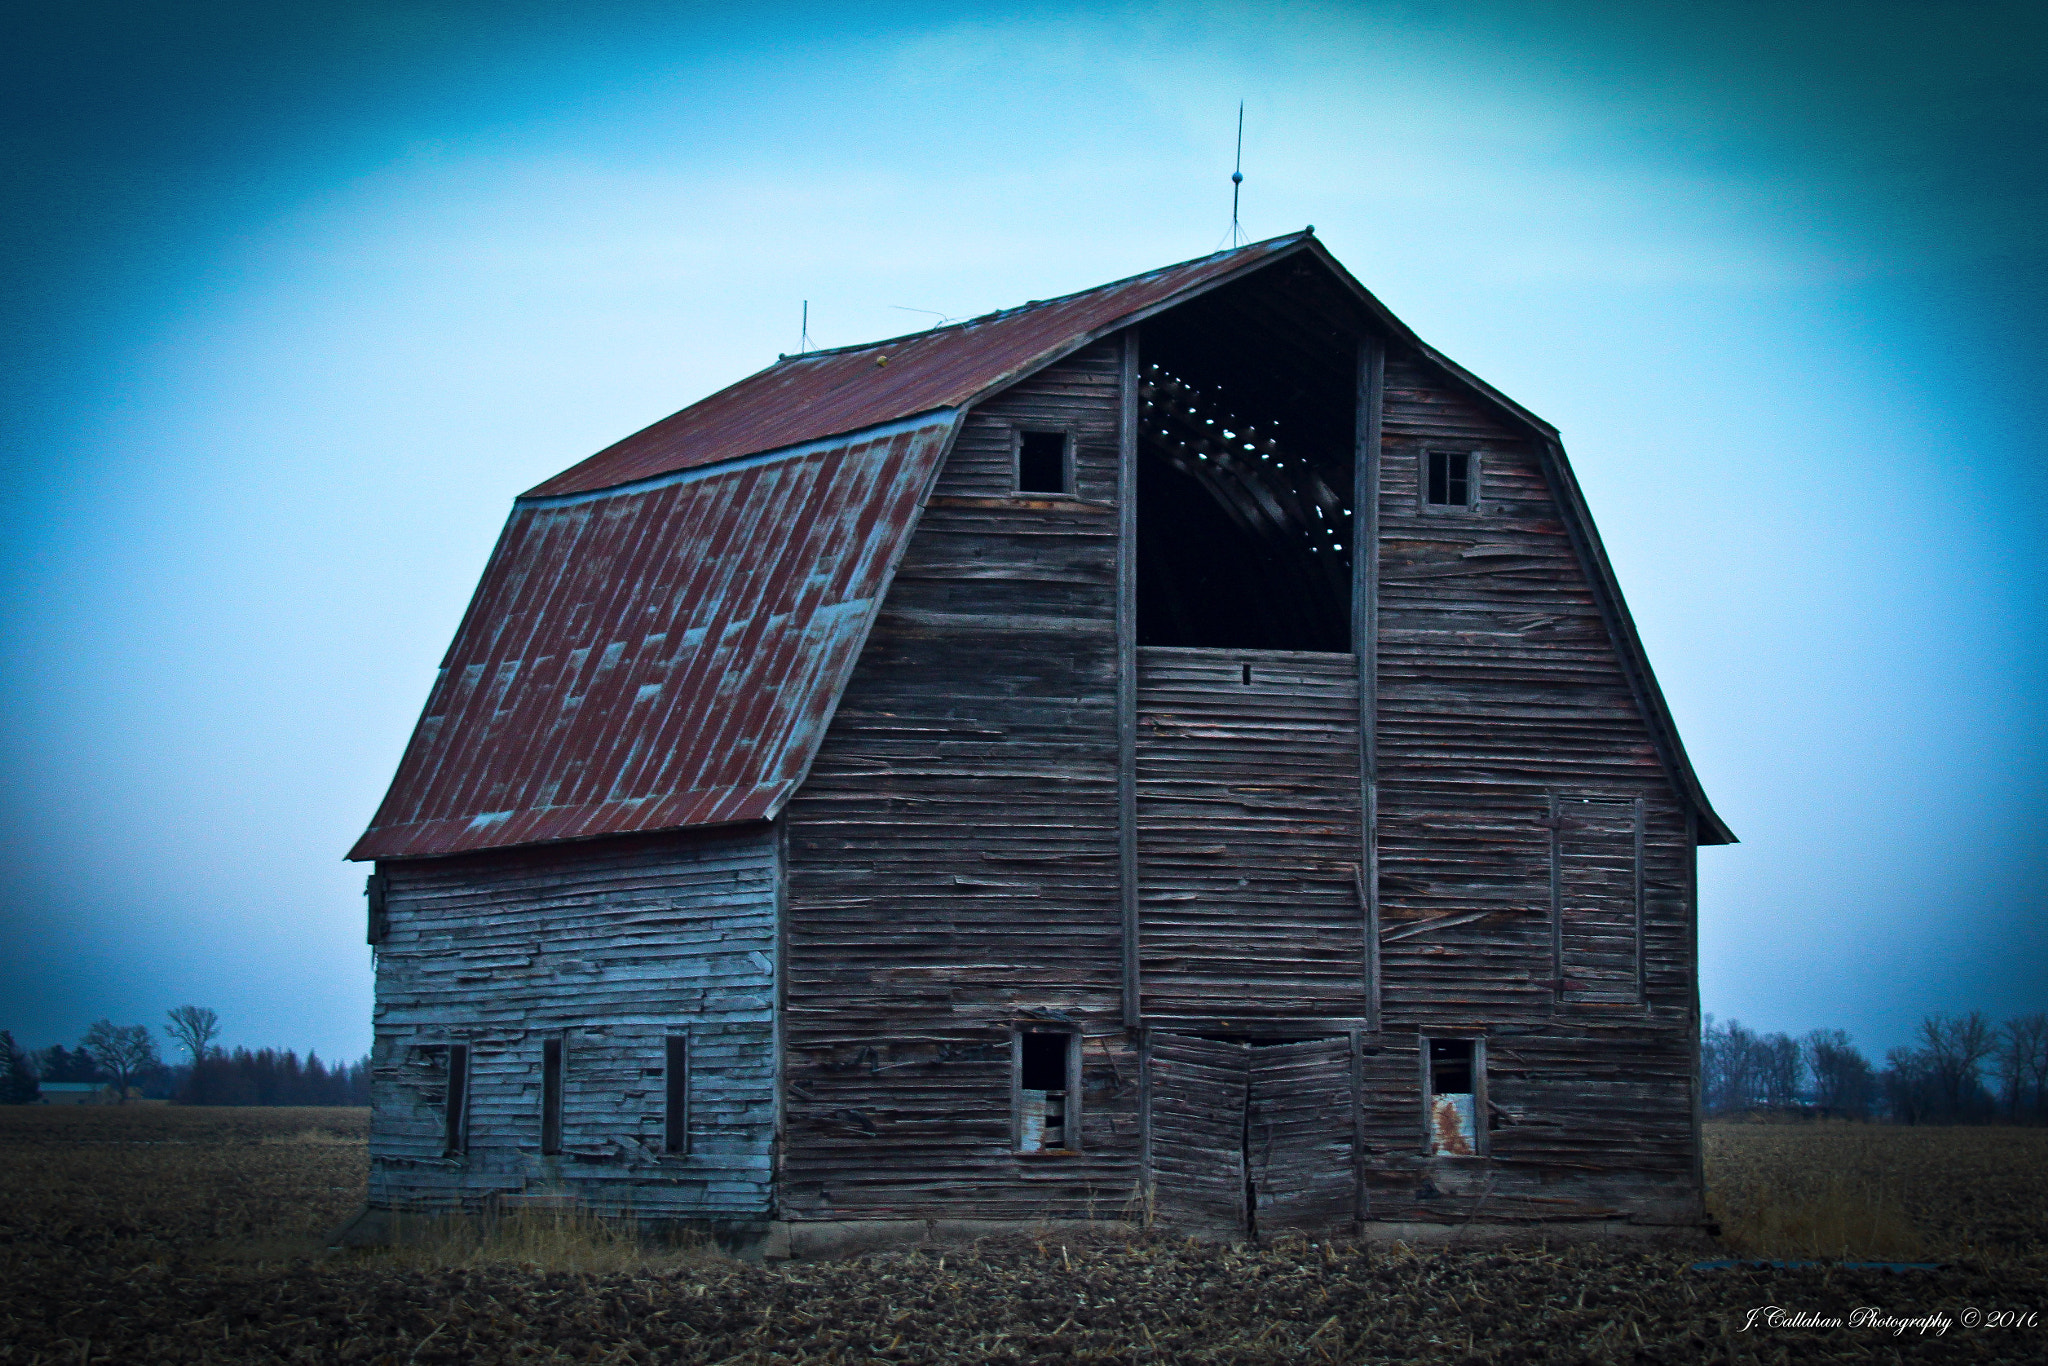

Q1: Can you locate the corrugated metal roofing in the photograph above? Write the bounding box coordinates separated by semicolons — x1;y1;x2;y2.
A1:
348;413;959;861
529;234;1311;498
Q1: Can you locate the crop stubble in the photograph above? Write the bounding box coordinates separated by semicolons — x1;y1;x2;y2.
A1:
2;1109;2043;1364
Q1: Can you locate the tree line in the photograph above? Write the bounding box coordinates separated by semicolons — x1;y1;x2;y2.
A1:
0;1006;369;1106
1702;1011;2048;1123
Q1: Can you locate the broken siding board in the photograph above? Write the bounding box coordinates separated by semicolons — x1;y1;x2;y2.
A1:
780;350;1137;1220
368;826;777;1218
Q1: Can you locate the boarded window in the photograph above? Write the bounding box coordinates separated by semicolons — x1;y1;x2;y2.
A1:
365;872;389;945
442;1044;470;1156
1424;450;1475;508
540;1036;564;1156
1015;1031;1078;1153
1422;1036;1485;1156
1553;796;1644;1004
664;1034;690;1155
1017;430;1070;494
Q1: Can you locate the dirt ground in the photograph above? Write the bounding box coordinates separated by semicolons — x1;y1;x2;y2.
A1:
2;1107;2043;1364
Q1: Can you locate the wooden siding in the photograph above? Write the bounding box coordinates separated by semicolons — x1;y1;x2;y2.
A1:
368;827;777;1218
1362;349;1700;1223
779;344;1142;1220
1136;648;1366;1022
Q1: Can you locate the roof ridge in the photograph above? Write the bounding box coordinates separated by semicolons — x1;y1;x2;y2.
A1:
775;230;1313;363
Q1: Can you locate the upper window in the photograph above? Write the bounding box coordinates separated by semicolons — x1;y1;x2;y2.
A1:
1424;450;1477;510
1016;430;1070;495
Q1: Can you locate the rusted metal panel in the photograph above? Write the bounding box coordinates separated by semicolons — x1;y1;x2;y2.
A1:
528;236;1311;499
350;413;959;862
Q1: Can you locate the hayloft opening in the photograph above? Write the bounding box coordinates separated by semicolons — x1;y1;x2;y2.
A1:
1017;430;1070;494
1136;266;1362;652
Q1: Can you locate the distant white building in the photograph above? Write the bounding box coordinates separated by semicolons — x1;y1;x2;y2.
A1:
37;1082;114;1105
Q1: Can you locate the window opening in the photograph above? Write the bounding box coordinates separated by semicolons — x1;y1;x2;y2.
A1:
1017;430;1069;494
664;1034;690;1154
1241;662;1253;685
540;1036;564;1156
442;1044;470;1157
1425;1037;1481;1156
1426;450;1473;508
1016;1031;1077;1152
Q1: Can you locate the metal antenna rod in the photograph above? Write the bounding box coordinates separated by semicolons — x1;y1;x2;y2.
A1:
800;300;811;353
1231;102;1245;246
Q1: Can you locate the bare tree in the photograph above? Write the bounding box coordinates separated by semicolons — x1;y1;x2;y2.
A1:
81;1020;159;1103
2000;1013;2048;1123
1882;1045;1935;1124
164;1005;221;1063
1804;1028;1875;1119
1758;1032;1802;1109
0;1030;39;1104
1919;1012;1997;1120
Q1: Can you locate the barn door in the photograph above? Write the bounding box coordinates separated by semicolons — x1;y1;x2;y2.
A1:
1247;1036;1358;1235
1146;1033;1251;1235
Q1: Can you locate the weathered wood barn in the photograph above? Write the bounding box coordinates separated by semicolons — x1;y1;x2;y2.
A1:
349;230;1733;1253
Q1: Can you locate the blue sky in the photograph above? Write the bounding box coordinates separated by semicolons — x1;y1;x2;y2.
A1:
3;1;2042;1064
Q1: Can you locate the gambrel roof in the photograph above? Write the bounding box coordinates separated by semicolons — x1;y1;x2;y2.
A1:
350;232;1731;861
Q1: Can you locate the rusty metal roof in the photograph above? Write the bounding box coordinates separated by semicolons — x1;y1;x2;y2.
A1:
529;233;1312;498
353;230;1730;859
349;413;959;861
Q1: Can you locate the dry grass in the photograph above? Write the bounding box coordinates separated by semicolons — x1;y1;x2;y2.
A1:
2;1107;2044;1363
374;1206;728;1276
1705;1120;2048;1260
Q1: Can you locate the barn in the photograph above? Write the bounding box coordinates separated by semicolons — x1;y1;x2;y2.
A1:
347;230;1733;1255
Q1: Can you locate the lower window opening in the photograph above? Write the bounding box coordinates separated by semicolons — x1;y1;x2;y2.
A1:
1016;1031;1076;1153
664;1034;690;1155
442;1044;469;1157
539;1036;564;1156
1427;1038;1480;1157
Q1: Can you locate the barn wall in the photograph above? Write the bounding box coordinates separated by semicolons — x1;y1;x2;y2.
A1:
779;341;1144;1220
1136;647;1365;1022
1367;347;1700;1222
367;827;778;1220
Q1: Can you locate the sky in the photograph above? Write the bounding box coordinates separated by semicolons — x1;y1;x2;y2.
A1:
2;0;2042;1067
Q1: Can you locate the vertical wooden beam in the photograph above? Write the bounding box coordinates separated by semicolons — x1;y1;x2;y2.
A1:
772;818;788;1206
1354;340;1385;1032
1548;793;1564;1009
1348;1025;1367;1231
1632;795;1647;1008
1415;1033;1432;1155
1686;807;1705;1207
1117;329;1142;1029
1472;1036;1490;1158
1138;1026;1155;1212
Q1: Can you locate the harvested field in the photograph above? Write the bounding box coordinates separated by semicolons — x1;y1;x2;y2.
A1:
2;1109;2042;1363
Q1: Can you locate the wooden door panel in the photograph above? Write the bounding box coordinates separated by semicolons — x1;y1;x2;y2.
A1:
1248;1036;1357;1234
1147;1033;1249;1234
